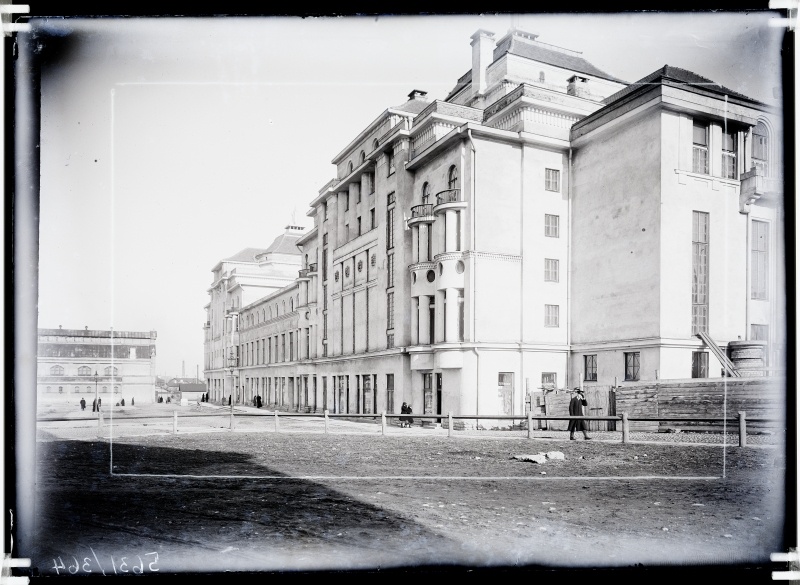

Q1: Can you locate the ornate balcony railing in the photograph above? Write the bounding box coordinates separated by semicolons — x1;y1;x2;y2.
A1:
411;203;434;218
436;189;460;205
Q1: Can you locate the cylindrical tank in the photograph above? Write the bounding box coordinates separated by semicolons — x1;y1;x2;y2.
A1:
728;340;768;377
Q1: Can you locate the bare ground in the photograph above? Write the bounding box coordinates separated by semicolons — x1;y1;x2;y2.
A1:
27;414;787;577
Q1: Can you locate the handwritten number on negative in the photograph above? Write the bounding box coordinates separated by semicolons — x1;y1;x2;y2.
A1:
145;552;159;572
119;557;128;573
69;556;79;574
52;557;66;575
132;556;144;574
82;557;93;573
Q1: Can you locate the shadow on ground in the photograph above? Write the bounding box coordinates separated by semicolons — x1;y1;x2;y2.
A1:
31;438;459;573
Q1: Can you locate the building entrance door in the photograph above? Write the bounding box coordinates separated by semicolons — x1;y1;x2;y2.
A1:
498;373;514;416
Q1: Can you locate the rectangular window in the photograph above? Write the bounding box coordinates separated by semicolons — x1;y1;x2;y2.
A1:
357;189;362;204
322;247;328;281
584;355;598;381
722;129;737;180
370;208;376;229
544;304;559;327
323;313;328;339
281;334;286;362
544;214;560;238
289;332;294;361
323;203;328;222
692;122;709;174
751;220;769;300
387;292;394;330
387;254;394;288
387;150;395;175
345;194;349;212
323;285;328;309
545;168;560;192
387;333;394;349
323;232;328;245
751;324;769;341
357;217;362;235
386;374;395;413
387;191;395;205
541;372;557;391
544;258;559;282
624;352;640;381
692;211;709;334
691;351;708;378
458;289;465;342
386;206;395;250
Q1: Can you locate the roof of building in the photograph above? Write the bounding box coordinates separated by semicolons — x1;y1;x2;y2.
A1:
496;35;627;84
603;65;761;106
38;327;156;339
167;377;202;386
223;248;268;263
263;229;303;256
392;96;431;114
179;383;206;393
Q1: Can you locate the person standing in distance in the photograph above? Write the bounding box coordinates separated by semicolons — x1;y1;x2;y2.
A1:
568;388;591;441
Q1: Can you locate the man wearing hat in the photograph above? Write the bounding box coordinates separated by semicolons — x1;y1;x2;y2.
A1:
568;388;592;440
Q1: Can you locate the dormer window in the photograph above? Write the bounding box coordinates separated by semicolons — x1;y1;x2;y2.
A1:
692;121;709;174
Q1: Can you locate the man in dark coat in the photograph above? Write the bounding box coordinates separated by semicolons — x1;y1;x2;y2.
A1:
80;398;86;411
568;388;591;440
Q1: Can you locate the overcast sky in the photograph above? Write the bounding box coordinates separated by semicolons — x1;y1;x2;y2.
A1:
30;12;785;378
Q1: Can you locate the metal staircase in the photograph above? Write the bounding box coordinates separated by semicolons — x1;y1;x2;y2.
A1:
696;331;740;377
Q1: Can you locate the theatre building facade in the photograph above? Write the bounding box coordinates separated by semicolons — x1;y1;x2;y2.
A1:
203;28;784;424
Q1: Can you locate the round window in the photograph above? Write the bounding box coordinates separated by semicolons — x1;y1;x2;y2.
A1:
426;270;435;283
357;260;363;272
455;260;465;274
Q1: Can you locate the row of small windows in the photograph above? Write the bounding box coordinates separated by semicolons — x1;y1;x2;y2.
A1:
45;386;119;393
583;351;711;382
49;365;117;376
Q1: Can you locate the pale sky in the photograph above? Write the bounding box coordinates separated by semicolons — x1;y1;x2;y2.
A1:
30;13;785;378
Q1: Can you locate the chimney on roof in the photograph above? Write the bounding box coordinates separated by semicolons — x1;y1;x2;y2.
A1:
567;75;591;98
470;29;495;98
407;89;428;101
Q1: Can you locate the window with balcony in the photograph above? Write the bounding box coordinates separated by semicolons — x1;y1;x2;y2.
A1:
691;351;708;378
545;214;560;238
544;304;559;327
722;129;737;179
692;121;709;174
544;258;559;282
584;355;597;381
448;166;458;190
752;122;769;175
422;182;430;204
751;220;769;300
545;168;560;192
50;365;64;376
624;352;640;381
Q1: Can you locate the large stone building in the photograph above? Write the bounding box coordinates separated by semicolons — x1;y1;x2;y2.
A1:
37;326;158;405
203;28;784;423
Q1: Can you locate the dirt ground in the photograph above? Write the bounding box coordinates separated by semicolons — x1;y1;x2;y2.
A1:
23;403;788;580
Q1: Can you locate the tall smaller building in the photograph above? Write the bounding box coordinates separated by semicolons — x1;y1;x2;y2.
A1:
37;326;158;405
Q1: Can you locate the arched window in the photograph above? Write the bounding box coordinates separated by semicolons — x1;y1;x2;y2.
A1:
305;254;308;267
348;161;354;174
290;298;294;312
372;138;379;151
753;121;769;175
50;365;64;376
269;307;273;319
104;366;118;376
422;182;430;204
78;366;91;376
74;386;79;393
448;165;459;190
282;300;286;314
102;386;108;393
360;151;366;163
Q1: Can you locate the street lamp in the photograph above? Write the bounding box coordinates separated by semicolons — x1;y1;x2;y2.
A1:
94;370;99;414
227;349;236;410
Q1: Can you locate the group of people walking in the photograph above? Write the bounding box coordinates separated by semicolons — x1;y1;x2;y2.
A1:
78;397;102;412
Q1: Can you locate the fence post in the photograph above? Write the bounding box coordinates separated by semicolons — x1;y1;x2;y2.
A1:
324;409;329;434
448;412;453;438
527;410;532;439
738;411;747;447
173;411;178;434
274;410;279;433
381;411;386;436
622;412;629;444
